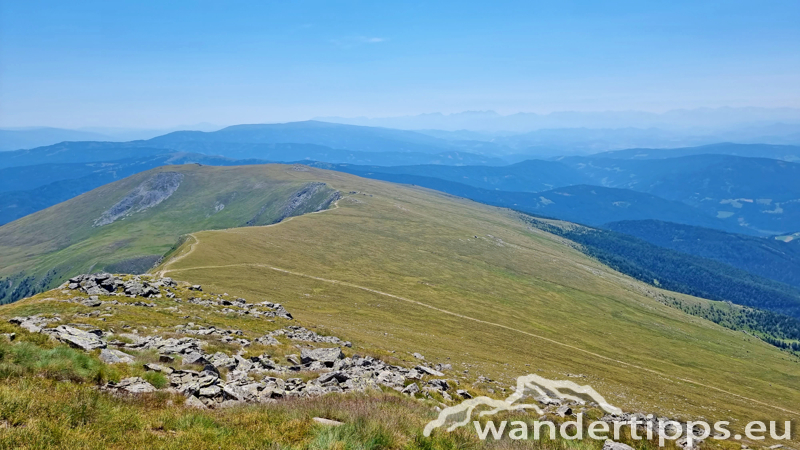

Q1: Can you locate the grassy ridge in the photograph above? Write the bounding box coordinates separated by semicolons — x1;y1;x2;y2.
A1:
153;166;800;432
0;165;339;304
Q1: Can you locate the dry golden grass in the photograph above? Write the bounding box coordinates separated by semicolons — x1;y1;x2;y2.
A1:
153;166;799;438
1;165;798;448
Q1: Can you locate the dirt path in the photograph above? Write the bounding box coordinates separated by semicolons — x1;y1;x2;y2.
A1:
155;195;346;278
154;195;799;417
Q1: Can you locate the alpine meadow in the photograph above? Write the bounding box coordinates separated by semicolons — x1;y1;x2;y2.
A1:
1;1;799;449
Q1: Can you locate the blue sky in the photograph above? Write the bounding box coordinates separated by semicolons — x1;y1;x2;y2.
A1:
1;0;798;128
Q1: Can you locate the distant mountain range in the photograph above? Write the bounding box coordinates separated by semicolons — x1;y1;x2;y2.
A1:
317;107;800;133
579;142;800;162
1;120;799;237
0;124;222;151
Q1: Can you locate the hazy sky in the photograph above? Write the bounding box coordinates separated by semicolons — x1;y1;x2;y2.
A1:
1;0;799;128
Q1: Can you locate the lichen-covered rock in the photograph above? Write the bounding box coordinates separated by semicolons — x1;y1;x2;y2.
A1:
99;348;135;364
44;325;106;351
300;347;344;367
110;377;157;394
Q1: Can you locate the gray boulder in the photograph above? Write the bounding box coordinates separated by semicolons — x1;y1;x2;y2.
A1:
300;347;343;367
99;348;135;364
556;405;573;417
603;441;635;450
45;325;106;351
415;365;444;377
402;383;420;395
457;389;472;399
427;379;449;391
182;352;210;366
113;377;157;394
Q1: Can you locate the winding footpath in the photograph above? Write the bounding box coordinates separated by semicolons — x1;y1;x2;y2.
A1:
155;201;800;417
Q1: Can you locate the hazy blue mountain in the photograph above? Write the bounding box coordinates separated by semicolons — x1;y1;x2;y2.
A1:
315;159;586;192
0;142;170;169
146;120;513;156
317;107;800;133
585;143;800;162
311;164;742;233
313;154;800;234
562;154;800;234
0;139;506;172
603;220;800;289
0;127;113;151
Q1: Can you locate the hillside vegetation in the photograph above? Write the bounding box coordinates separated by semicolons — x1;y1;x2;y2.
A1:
604;220;800;289
0;165;340;304
149;165;799;432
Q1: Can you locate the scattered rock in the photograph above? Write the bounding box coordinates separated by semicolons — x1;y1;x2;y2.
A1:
99;348;135;364
43;325;106;351
81;297;102;307
556;405;573;417
9;315;59;333
183;352;210;366
412;352;425;360
300;347;344;367
604;440;635;450
415;365;444;377
535;395;562;406
427;379;449;391
143;363;173;374
456;389;472;399
313;417;344;426
402;383;420;395
184;395;206;409
109;377;157;394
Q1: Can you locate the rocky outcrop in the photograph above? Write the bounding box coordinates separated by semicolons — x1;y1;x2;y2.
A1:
107;377;157;394
94;172;184;227
99;348;135;364
272;325;349;346
42;325;106;351
9;314;60;333
63;273;177;298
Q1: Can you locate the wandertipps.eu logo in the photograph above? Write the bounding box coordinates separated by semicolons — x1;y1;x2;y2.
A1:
423;374;792;446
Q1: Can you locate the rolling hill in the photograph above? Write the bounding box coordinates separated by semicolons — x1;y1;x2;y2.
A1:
141;164;799;429
2;163;799;446
0;165;340;304
0;153;274;226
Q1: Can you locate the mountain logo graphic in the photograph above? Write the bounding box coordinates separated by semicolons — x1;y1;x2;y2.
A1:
423;374;622;437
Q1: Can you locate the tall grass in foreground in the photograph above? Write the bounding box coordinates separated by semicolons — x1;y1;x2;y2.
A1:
0;338;672;450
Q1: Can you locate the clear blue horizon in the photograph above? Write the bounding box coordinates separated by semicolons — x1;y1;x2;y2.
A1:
1;0;798;128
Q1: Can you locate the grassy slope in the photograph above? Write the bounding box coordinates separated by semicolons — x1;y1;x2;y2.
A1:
0;164;337;303
154;166;800;432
